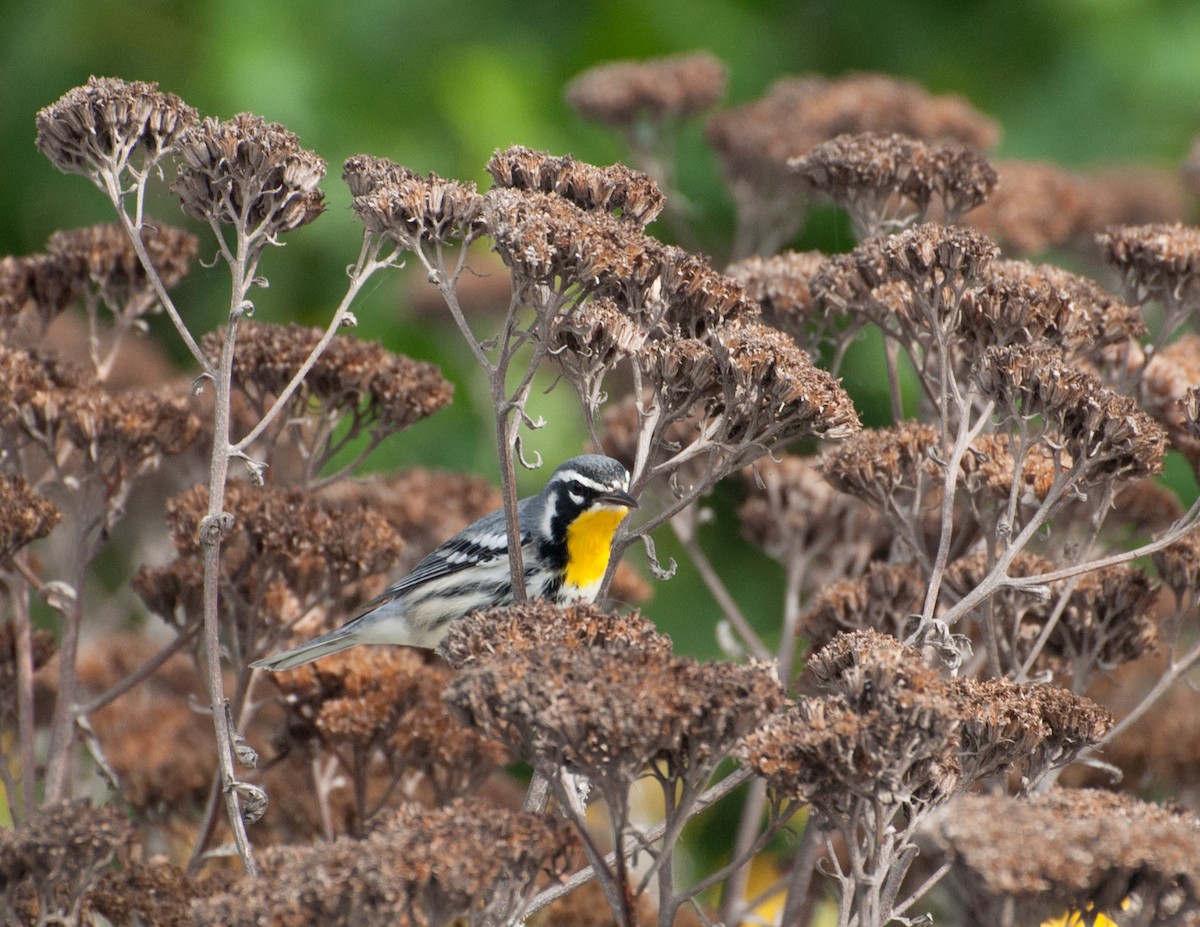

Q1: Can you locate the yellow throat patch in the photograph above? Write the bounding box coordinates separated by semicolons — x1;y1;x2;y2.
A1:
563;505;629;590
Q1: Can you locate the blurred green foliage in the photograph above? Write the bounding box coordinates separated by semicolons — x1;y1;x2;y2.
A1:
5;0;1199;655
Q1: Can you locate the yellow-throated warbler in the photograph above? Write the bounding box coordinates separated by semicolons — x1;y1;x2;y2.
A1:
252;454;637;671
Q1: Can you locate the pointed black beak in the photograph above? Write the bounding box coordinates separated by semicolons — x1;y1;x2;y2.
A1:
597;489;639;509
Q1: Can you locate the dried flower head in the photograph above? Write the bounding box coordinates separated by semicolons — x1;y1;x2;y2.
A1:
487;146;665;227
137;481;403;635
639;246;759;337
81;861;200;927
936;790;1200;927
1098;222;1200;310
195;799;571;927
0;800;133;925
0;620;56;728
1154;528;1200;608
955;433;1063;505
790;132;996;235
975;344;1168;484
438;600;670;669
172;113;326;236
955;677;1112;784
482;187;660;297
268;645;509;806
0;253;84;337
739;453;888;573
0;473;60;562
707;73;998;195
565;51;728;127
726;250;830;344
208;320;453;438
0;346;200;487
77;636;214;815
344;154;483;245
964;159;1090;255
707;317;862;443
741;631;964;814
550;296;649;382
46;222;198;311
35;76;196;178
798;560;926;653
820;421;938;511
1143;333;1200;458
446;643;783;797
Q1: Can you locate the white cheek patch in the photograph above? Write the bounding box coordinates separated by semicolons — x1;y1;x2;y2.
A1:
568;491;584;505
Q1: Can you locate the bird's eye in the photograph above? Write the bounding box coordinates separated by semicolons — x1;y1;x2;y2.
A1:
568;491;584;505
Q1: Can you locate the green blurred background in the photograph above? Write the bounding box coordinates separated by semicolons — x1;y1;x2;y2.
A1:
5;0;1199;655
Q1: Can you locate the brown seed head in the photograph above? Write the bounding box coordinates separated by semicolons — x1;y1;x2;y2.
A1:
726;250;828;342
46;222;198;309
446;644;783;792
344;154;483;244
936;789;1200;926
707;73;998;191
487;145;665;227
1097;222;1200;309
172;113;326;235
0;473;61;563
195;799;571;927
35;76;197;177
207;320;453;436
975;344;1167;483
439;600;670;669
565;51;728;126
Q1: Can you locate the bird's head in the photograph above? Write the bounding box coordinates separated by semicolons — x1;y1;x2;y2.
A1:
540;454;638;542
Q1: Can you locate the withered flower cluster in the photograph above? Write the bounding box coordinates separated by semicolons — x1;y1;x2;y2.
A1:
78;638;215;817
0;799;133;926
725;250;834;350
487;145;665;227
0;345;200;497
964;159;1187;256
444;602;784;922
706;72;998;254
0;473;60;563
935;789;1200;927
205;320;453;478
47;222;197;311
976;343;1167;485
35;76;197;179
790;131;997;236
135;481;403;644
196;799;572;927
478;147;860;497
564;51;728;128
445;603;781;796
270;647;507;815
741;630;1110;841
344;153;483;246
172;113;326;238
738;453;887;574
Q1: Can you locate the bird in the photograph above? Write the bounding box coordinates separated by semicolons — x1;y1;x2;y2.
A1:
252;454;638;671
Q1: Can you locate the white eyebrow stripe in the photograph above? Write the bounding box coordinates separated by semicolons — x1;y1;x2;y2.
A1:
555;471;626;493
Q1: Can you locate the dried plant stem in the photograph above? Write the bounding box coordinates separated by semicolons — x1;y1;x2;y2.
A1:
523;767;754;919
43;551;87;804
103;168;211;373
717;777;768;924
76;619;202;716
10;569;37;823
672;506;770;660
777;820;823;927
231;232;388;458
